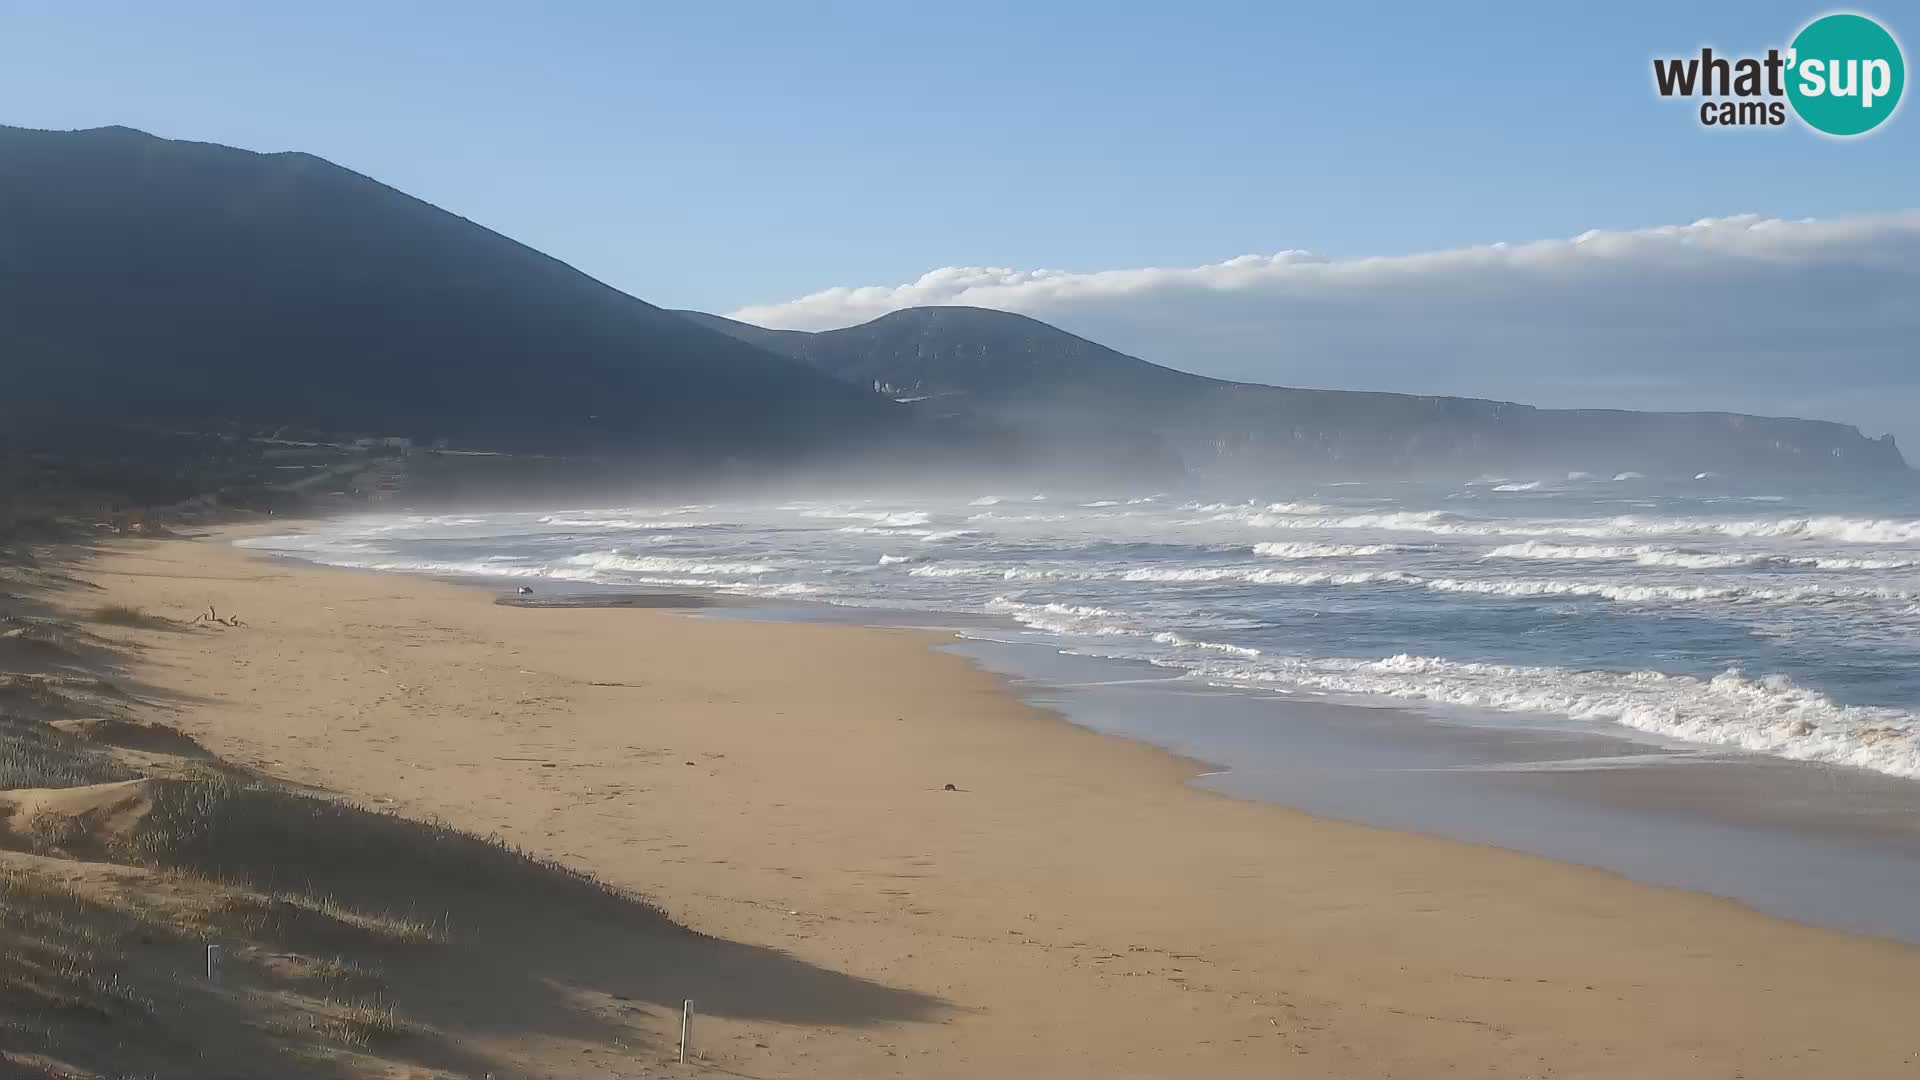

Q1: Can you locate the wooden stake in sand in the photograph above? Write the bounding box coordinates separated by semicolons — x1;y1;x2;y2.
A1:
679;998;694;1064
206;943;224;984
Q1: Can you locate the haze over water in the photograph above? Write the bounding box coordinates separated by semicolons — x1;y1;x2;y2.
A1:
246;473;1920;781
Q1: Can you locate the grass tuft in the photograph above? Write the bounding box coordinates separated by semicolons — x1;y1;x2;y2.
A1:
91;602;169;629
0;715;132;789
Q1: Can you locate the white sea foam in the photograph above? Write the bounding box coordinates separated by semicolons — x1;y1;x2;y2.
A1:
1182;500;1329;517
1190;654;1920;779
1532;516;1920;545
563;552;780;576
966;512;1073;523
928;558;1920;607
1252;541;1413;559
985;598;1140;637
1151;632;1262;658
535;515;714;530
1492;481;1541;492
1419;575;1920;606
838;525;979;541
1122;567;1415;586
1483;541;1920;570
1238;510;1474;533
1214;508;1920;546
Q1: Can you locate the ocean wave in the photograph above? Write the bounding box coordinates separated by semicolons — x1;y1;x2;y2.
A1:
984;598;1264;647
1420;575;1920;606
1483;541;1920;571
1121;567;1413;586
910;557;1036;576
1151;631;1261;658
802;508;932;527
563;552;781;576
534;515;715;530
1238;510;1479;534
1697;516;1920;544
1532;515;1920;545
912;561;1416;587
930;559;1920;606
984;597;1141;637
1252;541;1415;559
1182;500;1329;516
982;597;1920;779
1215;508;1920;546
1492;481;1541;492
966;512;1073;523
1190;654;1920;779
838;525;979;541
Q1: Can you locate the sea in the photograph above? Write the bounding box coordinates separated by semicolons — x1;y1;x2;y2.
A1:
245;473;1920;781
241;471;1920;938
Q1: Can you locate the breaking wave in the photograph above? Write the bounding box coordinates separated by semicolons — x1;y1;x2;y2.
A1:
1252;541;1417;559
562;552;781;576
1190;654;1919;779
1483;541;1920;571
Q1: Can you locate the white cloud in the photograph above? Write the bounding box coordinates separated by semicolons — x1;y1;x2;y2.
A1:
729;212;1920;450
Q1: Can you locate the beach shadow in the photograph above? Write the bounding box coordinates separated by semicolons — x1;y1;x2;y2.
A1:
138;781;948;1067
2;537;947;1074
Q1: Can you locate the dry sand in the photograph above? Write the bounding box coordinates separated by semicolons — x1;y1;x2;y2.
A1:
35;529;1920;1076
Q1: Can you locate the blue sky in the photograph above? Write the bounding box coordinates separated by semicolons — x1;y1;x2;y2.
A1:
2;1;1911;312
5;2;1916;443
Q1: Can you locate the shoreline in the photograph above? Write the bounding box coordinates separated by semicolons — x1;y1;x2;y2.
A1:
215;525;1920;940
31;525;1920;1075
678;587;1920;942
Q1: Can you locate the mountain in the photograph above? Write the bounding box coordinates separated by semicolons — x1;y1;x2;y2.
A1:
0;125;901;460
2;124;1900;486
683;307;1910;478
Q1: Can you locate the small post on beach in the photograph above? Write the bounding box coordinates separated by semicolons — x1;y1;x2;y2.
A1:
679;998;694;1064
206;943;224;985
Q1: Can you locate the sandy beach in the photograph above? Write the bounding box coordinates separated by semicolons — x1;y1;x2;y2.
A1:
22;526;1920;1077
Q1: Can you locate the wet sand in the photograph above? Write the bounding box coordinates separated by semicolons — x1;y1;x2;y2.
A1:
939;638;1920;942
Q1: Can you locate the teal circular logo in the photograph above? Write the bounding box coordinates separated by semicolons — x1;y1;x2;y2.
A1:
1786;13;1905;136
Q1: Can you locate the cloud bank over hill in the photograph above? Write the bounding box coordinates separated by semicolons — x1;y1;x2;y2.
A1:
730;212;1920;451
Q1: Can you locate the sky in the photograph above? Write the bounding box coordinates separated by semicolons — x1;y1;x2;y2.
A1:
3;1;1916;443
